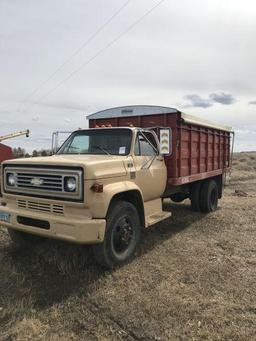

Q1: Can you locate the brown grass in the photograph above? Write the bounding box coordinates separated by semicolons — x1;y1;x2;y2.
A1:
0;152;256;340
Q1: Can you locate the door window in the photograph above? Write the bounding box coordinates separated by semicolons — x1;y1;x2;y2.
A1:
135;132;158;156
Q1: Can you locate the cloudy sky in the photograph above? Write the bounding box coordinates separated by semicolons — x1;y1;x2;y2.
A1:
0;0;256;152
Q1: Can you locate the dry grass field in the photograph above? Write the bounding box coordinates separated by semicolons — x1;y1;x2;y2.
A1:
0;152;256;340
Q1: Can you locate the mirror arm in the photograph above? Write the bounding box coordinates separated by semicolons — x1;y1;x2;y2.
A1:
140;130;159;154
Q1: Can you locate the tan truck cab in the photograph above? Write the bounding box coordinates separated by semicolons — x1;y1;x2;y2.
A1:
0;127;171;268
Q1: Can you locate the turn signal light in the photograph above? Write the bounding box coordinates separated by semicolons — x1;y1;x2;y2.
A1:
91;183;104;193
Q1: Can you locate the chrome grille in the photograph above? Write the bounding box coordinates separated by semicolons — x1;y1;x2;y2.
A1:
4;166;83;201
17;199;64;215
16;173;63;191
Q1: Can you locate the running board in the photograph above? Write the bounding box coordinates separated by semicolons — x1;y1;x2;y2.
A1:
145;211;172;228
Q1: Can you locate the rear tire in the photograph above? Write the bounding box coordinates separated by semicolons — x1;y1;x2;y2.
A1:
93;201;141;269
200;180;219;213
8;229;45;246
190;182;202;212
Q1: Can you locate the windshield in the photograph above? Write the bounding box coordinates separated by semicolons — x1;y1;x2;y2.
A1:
57;129;132;155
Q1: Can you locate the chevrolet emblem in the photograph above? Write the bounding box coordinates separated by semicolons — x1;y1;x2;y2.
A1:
31;177;44;186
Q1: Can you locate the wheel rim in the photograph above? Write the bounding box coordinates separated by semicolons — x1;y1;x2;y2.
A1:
111;216;134;256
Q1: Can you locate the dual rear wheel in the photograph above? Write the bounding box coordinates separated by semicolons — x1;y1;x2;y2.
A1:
190;179;219;213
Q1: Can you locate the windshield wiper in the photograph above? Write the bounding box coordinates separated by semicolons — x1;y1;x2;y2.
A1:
93;145;110;155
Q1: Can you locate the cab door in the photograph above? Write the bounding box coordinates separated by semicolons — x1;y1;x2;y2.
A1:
132;131;167;202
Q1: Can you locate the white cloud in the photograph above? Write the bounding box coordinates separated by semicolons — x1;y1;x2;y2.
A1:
32;114;40;122
249;100;256;105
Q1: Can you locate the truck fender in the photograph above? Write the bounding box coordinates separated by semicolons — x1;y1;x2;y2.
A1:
90;181;145;227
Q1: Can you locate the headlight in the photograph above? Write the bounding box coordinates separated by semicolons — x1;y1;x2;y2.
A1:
7;173;16;186
64;176;77;192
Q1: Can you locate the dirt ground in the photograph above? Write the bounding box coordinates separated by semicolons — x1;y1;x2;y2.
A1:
0;152;255;341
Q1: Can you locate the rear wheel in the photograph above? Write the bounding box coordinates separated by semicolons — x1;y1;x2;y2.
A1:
200;180;219;213
93;201;141;269
8;229;45;246
190;182;202;212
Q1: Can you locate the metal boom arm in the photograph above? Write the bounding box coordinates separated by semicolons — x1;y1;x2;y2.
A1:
0;130;30;142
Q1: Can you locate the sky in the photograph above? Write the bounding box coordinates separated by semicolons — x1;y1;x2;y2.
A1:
0;0;256;152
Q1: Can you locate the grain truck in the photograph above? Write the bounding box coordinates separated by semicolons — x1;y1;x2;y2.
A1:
0;106;233;268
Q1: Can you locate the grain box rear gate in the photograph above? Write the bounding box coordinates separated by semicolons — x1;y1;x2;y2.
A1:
88;106;234;187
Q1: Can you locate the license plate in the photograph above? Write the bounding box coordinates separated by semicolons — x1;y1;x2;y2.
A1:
0;212;11;223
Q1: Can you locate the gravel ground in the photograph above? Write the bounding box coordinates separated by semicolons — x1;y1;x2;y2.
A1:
0;152;255;340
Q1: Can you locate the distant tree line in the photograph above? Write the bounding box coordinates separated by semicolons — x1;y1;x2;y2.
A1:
12;148;52;159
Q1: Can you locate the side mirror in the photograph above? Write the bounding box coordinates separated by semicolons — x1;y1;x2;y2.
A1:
159;128;172;155
51;132;59;155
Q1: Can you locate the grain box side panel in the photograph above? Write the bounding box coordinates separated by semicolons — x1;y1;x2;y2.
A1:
167;121;232;185
200;128;208;173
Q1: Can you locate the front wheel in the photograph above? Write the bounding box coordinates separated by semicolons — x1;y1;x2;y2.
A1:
93;201;141;269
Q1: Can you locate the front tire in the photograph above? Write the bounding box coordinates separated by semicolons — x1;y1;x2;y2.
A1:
93;201;141;269
8;228;45;246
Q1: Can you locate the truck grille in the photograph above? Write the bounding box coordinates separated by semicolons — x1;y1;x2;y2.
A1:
3;166;83;202
17;199;64;215
17;173;63;191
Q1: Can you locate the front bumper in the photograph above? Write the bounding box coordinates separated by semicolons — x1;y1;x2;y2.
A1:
0;205;106;244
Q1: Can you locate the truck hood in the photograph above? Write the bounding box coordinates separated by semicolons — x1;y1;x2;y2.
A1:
3;154;129;180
